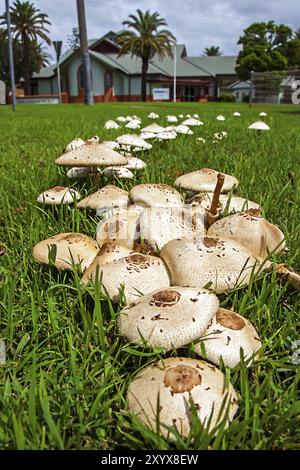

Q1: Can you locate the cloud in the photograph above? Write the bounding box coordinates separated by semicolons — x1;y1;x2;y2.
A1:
33;0;300;60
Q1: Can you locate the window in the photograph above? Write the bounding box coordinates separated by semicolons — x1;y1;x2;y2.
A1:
104;71;113;90
78;65;92;90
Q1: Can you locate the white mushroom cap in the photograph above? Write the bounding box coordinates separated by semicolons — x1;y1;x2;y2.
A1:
175;168;239;193
259;112;267;117
189;193;260;215
141;123;165;133
248;120;270;131
116;116;127;122
213;132;224;140
125;119;141;130
32;233;99;271
77;184;129;211
195;308;262;368
193;114;199;118
181;118;203;126
124;156;147;170
156;131;177;140
139;131;157;140
64;138;85;153
55;142;128;167
94;252;171;304
167;115;178;123
116;134;152;150
207;209;286;262
129;183;184;208
102;166;134;179
37;186;81;205
178;114;184;119
81;242;132;285
104;120;119;130
96;207;141;249
175;125;193;135
233;112;241;117
160;235;258;294
119;287;219;350
139;206;206;250
196;137;206;143
148;112;159;119
216;115;225;121
186;114;191;118
67;167;95;179
101;140;120;150
127;357;238;438
164;125;177;132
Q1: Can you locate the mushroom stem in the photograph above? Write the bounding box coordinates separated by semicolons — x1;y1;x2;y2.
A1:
275;264;300;291
206;173;225;227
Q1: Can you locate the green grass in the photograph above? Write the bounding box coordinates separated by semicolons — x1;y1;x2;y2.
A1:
0;102;299;450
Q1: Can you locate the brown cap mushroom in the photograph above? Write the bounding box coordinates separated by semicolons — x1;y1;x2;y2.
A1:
77;185;129;212
118;287;219;350
129;183;184;208
195;308;262;368
32;233;99;271
55;142;128;167
127;357;238;438
96;207;141;249
37;186;81;205
160;235;258;293
64;138;85;153
189;192;260;215
175;168;239;193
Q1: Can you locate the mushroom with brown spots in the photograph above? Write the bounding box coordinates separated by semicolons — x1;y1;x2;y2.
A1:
195;308;262;368
189;192;260;216
127;357;238;438
129;183;184;208
96;207;141;249
118;287;219;350
77;185;130;212
55;141;128;168
175;168;239;194
37;186;81;205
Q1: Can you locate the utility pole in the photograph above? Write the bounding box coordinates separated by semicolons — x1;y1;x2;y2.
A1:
173;44;176;102
76;0;93;105
5;0;16;111
53;41;63;104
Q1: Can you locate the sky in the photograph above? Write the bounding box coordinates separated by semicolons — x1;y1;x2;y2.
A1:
4;0;300;61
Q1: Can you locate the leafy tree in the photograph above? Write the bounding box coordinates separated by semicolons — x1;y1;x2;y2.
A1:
203;45;222;56
67;27;80;51
117;9;176;101
0;0;51;94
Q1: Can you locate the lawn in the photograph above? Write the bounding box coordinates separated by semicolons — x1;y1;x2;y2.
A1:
0;102;299;450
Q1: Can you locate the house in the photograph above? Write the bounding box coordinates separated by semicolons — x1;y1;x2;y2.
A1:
225;80;251;102
31;31;238;103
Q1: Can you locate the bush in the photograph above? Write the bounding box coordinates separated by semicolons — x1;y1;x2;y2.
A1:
219;94;236;102
242;94;250;103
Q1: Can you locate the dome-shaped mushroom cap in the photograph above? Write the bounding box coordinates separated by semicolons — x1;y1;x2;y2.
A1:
124;156;146;170
160;235;257;294
104;120;119;129
216;115;225;121
102;166;134;179
175;125;193;135
207;209;286;262
55;142;128;167
139;206;206;250
259;112;267;117
139;131;157;140
156;131;177;140
66;167;95;179
32;233;99;271
96;207;141;249
95;252;171;304
77;184;129;211
167;115;178;123
118;287;219;350
141;123;165;133
189;193;260;215
102;140;121;150
116;134;152;150
195;308;262;368
148;112;159;119
81;242;132;285
248;120;270;131
175;168;239;193
116;116;127;122
181;118;203;126
64;138;85;153
125;119;141;130
233;112;241;117
37;187;81;205
127;357;238;438
129;183;184;208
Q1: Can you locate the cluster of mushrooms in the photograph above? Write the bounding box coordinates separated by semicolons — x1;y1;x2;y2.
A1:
32;110;299;439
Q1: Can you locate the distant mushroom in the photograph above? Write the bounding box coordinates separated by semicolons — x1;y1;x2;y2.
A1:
175;168;239;193
156;131;177;140
216;115;225;121
174;124;193;135
116;116;127;123
64;138;85;153
160;235;258;293
139;131;157;140
37;186;81;205
181;118;203;126
196;137;206;143
32;233;99;271
77;184;129;212
148;112;159;119
104;120;119;130
141;123;165;133
116;134;152;151
118;287;219;350
248;121;270;132
259;112;267;117
125;119;141;130
195;308;262;368
233;112;241;117
129;183;184;208
127;357;238;438
55;141;128;168
167;115;178;123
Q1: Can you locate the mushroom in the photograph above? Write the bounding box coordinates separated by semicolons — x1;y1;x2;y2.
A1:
195;308;262;368
216;115;225;121
81;241;132;285
160;235;258;294
156;131;177;140
124;157;146;170
259;112;267;117
127;357;238;438
101;140;121;150
64;138;85;153
178;114;184;119
96;207;141;249
104;120;119;130
102;167;134;179
116;116;127;123
66;167;95;179
167;115;178;123
37;186;81;205
116;134;152;151
139;131;157;140
118;287;219;350
138;205;206;251
275;264;300;291
174;125;193;135
129;183;184;208
233;112;241;117
175;168;239;193
189;192;260;215
77;184;129;212
248;121;270;131
207;209;285;263
32;232;99;271
55;141;128;167
196;137;206;143
181;118;203;126
125;119;141;130
89;252;171;304
213;132;224;140
148;112;159;119
141;123;165;133
193;114;199;118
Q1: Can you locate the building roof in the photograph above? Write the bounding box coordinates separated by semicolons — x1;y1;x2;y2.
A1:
188;56;237;76
226;80;251;90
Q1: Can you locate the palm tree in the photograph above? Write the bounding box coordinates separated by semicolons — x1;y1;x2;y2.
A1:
117;10;176;101
203;45;222;56
1;0;51;95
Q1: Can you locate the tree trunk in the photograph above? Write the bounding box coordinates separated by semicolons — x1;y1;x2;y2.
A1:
141;58;148;102
22;34;31;95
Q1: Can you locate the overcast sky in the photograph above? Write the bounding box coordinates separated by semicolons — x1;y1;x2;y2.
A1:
9;0;300;60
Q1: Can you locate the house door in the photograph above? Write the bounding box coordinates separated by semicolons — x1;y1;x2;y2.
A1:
104;71;113;101
183;86;196;102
